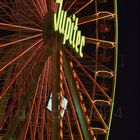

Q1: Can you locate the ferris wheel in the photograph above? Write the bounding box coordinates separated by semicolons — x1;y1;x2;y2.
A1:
0;0;118;140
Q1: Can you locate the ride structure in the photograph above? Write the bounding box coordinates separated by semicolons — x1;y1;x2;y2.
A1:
0;0;118;140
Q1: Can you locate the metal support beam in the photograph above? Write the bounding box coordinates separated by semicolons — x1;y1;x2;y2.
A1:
51;37;59;140
62;48;92;140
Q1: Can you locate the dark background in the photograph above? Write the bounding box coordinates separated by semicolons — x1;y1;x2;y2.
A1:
109;0;140;140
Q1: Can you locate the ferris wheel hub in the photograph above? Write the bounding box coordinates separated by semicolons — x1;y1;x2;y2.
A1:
43;11;55;41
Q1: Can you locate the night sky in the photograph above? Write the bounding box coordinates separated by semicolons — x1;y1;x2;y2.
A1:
109;0;140;140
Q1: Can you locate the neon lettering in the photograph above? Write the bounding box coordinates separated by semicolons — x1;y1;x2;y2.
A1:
54;0;85;57
75;30;81;53
63;17;71;44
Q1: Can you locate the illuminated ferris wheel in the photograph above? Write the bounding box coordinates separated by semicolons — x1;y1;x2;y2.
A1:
0;0;118;140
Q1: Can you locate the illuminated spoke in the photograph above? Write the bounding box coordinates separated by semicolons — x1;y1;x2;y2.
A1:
23;75;41;140
0;1;43;28
22;0;43;22
78;12;115;25
64;48;112;102
36;0;46;16
40;63;48;140
86;37;116;45
67;0;77;12
0;34;42;48
0;16;11;24
0;42;43;99
0;5;16;24
0;22;42;32
31;0;44;19
65;110;74;140
63;74;84;140
0;34;16;40
35;0;45;16
32;71;45;140
74;0;94;15
0;54;42;130
43;0;47;13
63;0;69;8
74;70;109;129
0;39;43;73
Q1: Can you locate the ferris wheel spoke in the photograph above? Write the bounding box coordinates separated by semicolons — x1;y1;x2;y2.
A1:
0;1;43;28
73;70;110;129
0;22;43;32
78;12;115;25
0;56;43;137
23;75;41;140
0;42;43;99
84;54;113;72
65;110;74;140
4;0;16;10
37;0;46;16
66;0;77;12
0;51;43;131
64;47;96;74
5;44;48;138
74;0;94;15
63;0;69;8
86;37;116;45
42;0;47;13
0;34;16;41
64;48;112;102
35;0;45;17
63;74;84;140
0;6;16;24
32;72;45;140
0;16;11;24
0;1;18;20
0;33;42;49
20;0;43;23
39;65;49;140
93;104;108;130
73;70;94;104
9;0;18;9
40;63;48;140
31;0;44;20
14;0;44;28
46;112;51;140
0;39;43;73
13;10;43;28
11;0;20;10
62;52;92;139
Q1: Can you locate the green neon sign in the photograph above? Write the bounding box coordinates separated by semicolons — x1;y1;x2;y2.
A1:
54;0;85;57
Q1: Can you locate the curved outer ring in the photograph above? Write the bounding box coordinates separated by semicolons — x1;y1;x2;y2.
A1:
105;0;118;139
